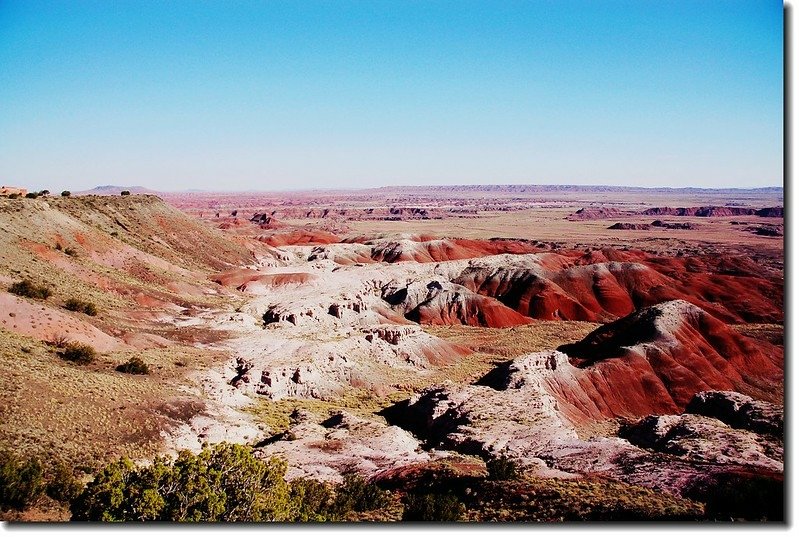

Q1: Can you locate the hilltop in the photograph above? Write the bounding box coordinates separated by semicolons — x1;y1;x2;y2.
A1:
0;194;262;469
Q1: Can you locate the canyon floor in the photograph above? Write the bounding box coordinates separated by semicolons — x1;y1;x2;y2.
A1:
0;185;784;521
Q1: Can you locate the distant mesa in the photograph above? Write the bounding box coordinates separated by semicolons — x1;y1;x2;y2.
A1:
607;221;696;230
567;207;628;220
569;205;783;220
374;184;784;194
755;207;784;217
78;185;159;195
745;224;783;237
640;206;783;218
608;222;651;230
244;206;454;221
650;220;695;230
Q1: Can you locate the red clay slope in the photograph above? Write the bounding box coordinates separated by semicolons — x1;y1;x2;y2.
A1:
211;269;317;290
455;255;782;324
551;300;783;422
259;230;342;246
404;284;533;328
367;238;541;263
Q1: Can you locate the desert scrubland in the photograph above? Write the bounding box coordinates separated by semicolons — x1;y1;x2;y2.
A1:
0;185;783;521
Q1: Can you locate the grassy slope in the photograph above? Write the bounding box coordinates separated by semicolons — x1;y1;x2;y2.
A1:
0;195;255;472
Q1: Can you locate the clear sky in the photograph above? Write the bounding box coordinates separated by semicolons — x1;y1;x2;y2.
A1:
0;0;783;192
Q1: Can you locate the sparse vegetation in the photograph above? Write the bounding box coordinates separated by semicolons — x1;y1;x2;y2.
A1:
403;492;465;521
0;451;44;511
288;478;336;521
60;342;97;365
460;477;705;522
47;333;70;348
63;246;78;257
8;279;52;299
0;452;84;513
330;473;392;516
486;455;519;481
61;190;71;197
44;461;83;504
25;192;38;199
120;190;131;196
116;357;149;375
64;298;98;316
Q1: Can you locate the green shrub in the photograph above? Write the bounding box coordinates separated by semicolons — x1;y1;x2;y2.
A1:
25;192;38;199
8;279;52;299
61;342;97;365
0;451;45;510
331;473;392;516
120;190;131;196
45;461;83;504
289;478;337;521
402;492;465;521
39;190;50;196
116;357;149;375
486;455;519;481
61;191;71;197
693;474;783;521
71;443;292;522
64;298;98;316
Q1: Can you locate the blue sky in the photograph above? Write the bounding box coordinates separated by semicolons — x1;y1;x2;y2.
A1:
0;0;783;192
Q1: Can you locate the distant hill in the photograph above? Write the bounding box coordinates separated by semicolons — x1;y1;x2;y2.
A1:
78;185;159;195
372;184;784;194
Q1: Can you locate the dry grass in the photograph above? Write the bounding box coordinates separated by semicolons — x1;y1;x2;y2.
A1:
245;322;600;433
0;196;254;471
463;476;705;522
0;196;245;318
245;388;413;433
424;321;598;384
0;328;224;471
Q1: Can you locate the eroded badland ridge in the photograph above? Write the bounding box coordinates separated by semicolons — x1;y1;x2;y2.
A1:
0;186;783;521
